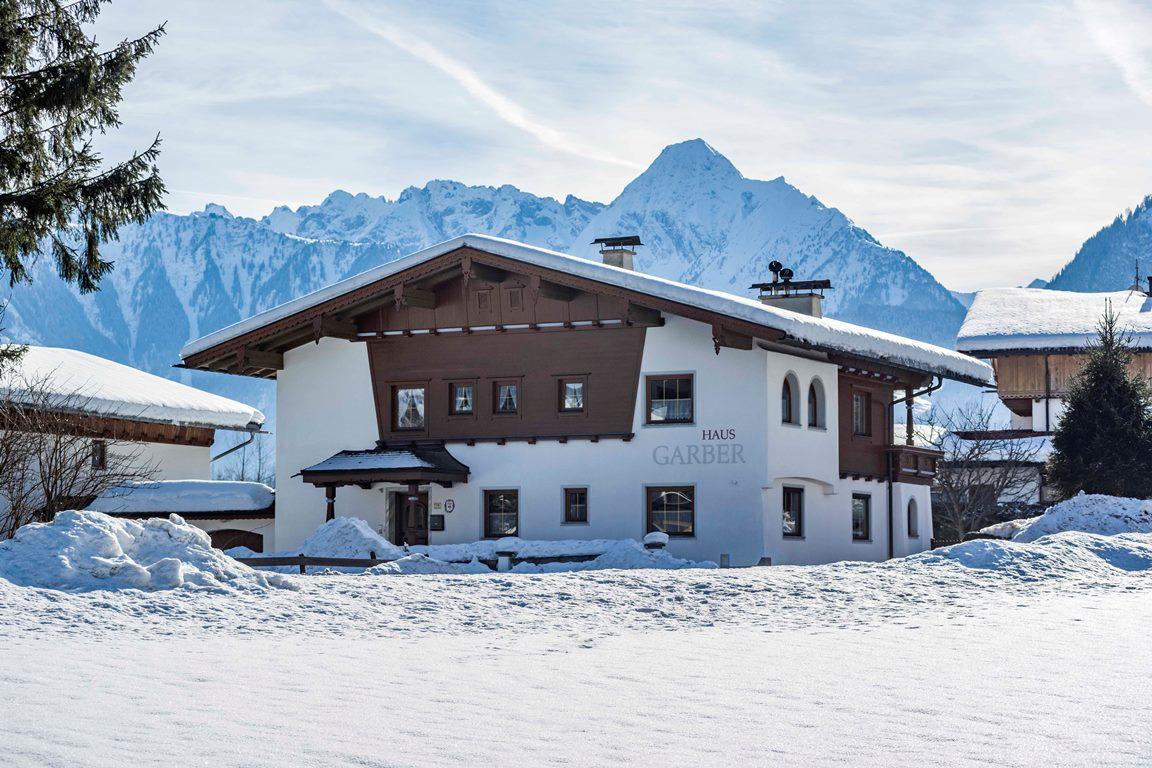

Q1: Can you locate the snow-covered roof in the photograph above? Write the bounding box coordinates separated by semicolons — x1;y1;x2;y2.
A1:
87;480;275;515
0;346;264;431
302;450;434;474
181;234;993;386
958;288;1152;353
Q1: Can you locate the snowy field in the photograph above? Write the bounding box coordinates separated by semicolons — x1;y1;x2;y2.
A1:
2;502;1152;767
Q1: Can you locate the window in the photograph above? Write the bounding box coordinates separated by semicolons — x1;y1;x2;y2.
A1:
646;486;695;536
392;385;426;431
449;382;474;416
564;488;588;523
852;391;871;436
476;289;491;311
508;287;523;310
781;378;795;424
91;440;107;471
646;374;694;424
852;494;871;541
558;377;586;413
493;380;519;415
807;380;824;428
907;498;920;538
782;486;803;538
484;490;519;538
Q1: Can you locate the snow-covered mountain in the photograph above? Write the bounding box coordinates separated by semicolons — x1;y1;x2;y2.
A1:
1048;195;1152;292
2;139;968;430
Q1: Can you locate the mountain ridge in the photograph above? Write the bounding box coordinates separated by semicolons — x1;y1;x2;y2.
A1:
2;139;970;431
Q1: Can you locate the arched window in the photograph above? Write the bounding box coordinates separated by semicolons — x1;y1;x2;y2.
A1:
781;377;795;424
807;379;825;429
907;498;920;538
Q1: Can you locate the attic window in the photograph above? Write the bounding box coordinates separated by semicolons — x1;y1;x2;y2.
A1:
508;287;523;310
477;290;491;311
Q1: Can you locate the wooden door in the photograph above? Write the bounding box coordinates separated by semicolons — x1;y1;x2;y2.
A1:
395;491;429;546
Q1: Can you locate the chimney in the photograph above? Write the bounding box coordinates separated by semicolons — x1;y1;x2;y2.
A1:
593;235;643;270
751;261;832;318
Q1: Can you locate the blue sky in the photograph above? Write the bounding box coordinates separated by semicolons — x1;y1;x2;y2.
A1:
95;0;1152;290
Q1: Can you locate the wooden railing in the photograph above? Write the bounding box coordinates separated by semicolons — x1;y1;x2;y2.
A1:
235;540;668;574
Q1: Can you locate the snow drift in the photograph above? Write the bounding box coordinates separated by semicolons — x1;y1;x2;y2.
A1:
919;531;1152;580
0;510;294;592
980;494;1152;543
927;495;1152;579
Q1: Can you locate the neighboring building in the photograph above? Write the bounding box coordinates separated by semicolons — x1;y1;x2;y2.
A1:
0;345;271;549
179;234;991;566
956;286;1152;504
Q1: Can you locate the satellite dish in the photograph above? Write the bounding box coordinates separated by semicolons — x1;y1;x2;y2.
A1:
780;267;794;282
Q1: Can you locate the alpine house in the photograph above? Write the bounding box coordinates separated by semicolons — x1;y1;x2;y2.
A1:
180;234;992;566
0;345;271;549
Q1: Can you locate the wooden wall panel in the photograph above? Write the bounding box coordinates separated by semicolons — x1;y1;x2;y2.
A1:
992;352;1152;399
367;326;647;442
838;372;895;479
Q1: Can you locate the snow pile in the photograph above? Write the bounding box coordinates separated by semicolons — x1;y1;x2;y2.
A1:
919;531;1152;580
979;494;1152;543
368;554;492;575
87;480;274;514
0;510;294;592
298;517;405;560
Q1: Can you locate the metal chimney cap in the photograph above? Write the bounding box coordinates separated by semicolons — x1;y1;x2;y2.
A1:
592;235;643;247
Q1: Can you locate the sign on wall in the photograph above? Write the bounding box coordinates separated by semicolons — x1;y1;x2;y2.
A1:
653;428;746;465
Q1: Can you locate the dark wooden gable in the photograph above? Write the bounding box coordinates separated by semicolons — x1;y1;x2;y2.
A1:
181;246;765;379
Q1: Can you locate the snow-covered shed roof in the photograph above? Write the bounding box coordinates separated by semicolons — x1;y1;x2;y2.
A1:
0;346;264;431
958;288;1152;354
181;234;993;386
87;480;275;518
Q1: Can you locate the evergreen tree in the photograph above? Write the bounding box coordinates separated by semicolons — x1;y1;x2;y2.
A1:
0;0;165;295
1048;303;1152;498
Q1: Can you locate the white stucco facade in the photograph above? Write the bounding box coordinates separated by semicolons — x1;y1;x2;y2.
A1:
272;316;936;566
123;441;213;481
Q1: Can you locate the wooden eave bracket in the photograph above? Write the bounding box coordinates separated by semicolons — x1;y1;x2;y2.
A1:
711;322;754;354
312;314;358;343
240;347;284;371
393;284;436;310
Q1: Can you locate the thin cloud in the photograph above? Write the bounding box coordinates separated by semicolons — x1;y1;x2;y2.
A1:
1074;0;1152;107
321;0;638;168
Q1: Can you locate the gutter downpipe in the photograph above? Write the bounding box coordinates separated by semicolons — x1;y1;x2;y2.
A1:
889;376;944;559
211;425;263;463
1043;354;1051;432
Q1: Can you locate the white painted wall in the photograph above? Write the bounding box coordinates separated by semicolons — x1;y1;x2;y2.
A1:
127;441;211;480
271;316;935;565
275;338;388;548
1031;398;1065;432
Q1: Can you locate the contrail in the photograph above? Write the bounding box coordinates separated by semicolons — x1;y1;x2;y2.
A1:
323;0;638;168
1074;0;1152;107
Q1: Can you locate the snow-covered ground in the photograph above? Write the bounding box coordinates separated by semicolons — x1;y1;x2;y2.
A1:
2;507;1151;766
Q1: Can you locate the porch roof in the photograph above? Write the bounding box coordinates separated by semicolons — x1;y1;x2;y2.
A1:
297;444;470;487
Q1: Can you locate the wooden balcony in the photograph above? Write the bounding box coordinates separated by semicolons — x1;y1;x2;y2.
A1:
887;445;942;486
